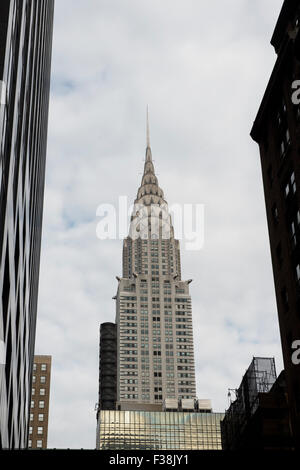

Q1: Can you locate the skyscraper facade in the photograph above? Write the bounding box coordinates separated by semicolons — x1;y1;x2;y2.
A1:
0;1;54;449
115;122;196;410
250;0;300;448
96;119;225;450
28;355;52;449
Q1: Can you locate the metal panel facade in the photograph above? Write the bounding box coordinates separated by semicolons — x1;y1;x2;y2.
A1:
0;0;54;449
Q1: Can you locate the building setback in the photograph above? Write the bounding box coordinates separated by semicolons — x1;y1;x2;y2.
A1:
0;1;54;449
250;0;300;448
28;355;51;449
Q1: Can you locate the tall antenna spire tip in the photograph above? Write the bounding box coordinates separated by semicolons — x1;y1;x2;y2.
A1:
146;105;150;148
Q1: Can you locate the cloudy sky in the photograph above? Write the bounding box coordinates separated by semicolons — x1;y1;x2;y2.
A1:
35;0;285;449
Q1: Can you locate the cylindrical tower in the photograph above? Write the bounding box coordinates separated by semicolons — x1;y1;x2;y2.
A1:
98;323;117;411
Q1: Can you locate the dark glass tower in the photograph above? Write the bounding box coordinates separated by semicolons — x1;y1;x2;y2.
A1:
0;1;54;449
251;0;300;448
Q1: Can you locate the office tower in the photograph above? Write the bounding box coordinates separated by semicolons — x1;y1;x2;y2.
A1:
28;355;51;449
117;117;196;409
221;358;294;450
250;0;300;447
96;118;224;450
0;1;54;449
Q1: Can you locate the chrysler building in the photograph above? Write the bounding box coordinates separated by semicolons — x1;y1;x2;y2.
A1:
114;115;196;409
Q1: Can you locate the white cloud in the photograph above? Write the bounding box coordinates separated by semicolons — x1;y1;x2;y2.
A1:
35;0;284;448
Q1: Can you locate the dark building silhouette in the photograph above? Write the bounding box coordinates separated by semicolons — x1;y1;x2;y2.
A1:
0;1;54;448
250;0;300;448
97;323;117;412
221;358;294;450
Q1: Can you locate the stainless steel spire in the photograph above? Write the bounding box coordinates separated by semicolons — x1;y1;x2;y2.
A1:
115;118;196;409
146;105;150;149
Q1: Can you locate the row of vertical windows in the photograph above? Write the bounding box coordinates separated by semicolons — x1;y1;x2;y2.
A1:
268;96;299;309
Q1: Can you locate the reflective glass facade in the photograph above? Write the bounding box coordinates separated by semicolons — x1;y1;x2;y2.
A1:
97;410;224;450
0;0;54;448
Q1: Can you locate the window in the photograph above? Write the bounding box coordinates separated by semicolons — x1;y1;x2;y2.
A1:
41;364;47;371
31;388;35;396
39;401;45;409
30;413;33;421
40;388;45;396
31;401;34;409
291;221;297;248
277;99;287;125
285;183;290;197
29;426;33;435
32;376;36;383
36;440;43;449
296;263;300;282
28;440;32;448
37;427;43;435
280;129;290;158
285;172;297;199
40;376;46;384
276;98;290;159
290;211;300;248
33;364;37;371
38;414;44;422
291;172;296;193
